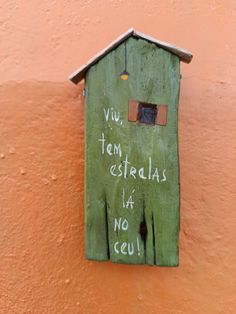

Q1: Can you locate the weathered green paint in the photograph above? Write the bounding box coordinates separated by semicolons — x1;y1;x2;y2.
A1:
85;37;180;266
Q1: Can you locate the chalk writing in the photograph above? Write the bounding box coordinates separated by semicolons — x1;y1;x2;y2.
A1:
98;132;122;157
122;188;135;209
114;218;129;231
109;155;166;182
103;107;121;123
113;237;140;256
99;106;167;259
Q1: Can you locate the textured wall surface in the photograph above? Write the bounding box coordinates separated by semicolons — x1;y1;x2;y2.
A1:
1;1;236;313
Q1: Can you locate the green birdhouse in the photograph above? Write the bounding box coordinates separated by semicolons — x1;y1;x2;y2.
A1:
69;28;193;266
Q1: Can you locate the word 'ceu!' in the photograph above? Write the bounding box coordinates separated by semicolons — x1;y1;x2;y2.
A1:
113;238;140;256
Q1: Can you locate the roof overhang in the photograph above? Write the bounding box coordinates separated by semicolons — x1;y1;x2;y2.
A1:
69;28;193;84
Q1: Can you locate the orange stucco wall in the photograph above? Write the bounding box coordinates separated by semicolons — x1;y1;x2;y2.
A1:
1;1;236;313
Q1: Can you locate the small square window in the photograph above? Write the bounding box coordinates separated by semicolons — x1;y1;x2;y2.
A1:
128;100;168;126
138;103;157;125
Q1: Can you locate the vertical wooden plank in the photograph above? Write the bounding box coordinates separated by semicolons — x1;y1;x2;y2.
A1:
85;37;180;266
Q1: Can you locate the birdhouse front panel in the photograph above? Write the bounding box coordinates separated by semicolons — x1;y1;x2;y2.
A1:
85;37;181;266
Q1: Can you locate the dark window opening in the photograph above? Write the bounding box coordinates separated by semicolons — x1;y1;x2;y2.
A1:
138;103;157;125
128;99;168;126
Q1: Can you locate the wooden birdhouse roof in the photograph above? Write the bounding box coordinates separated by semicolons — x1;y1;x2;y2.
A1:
69;28;193;84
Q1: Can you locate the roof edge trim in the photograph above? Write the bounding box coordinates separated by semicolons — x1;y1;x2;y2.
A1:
69;28;193;84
